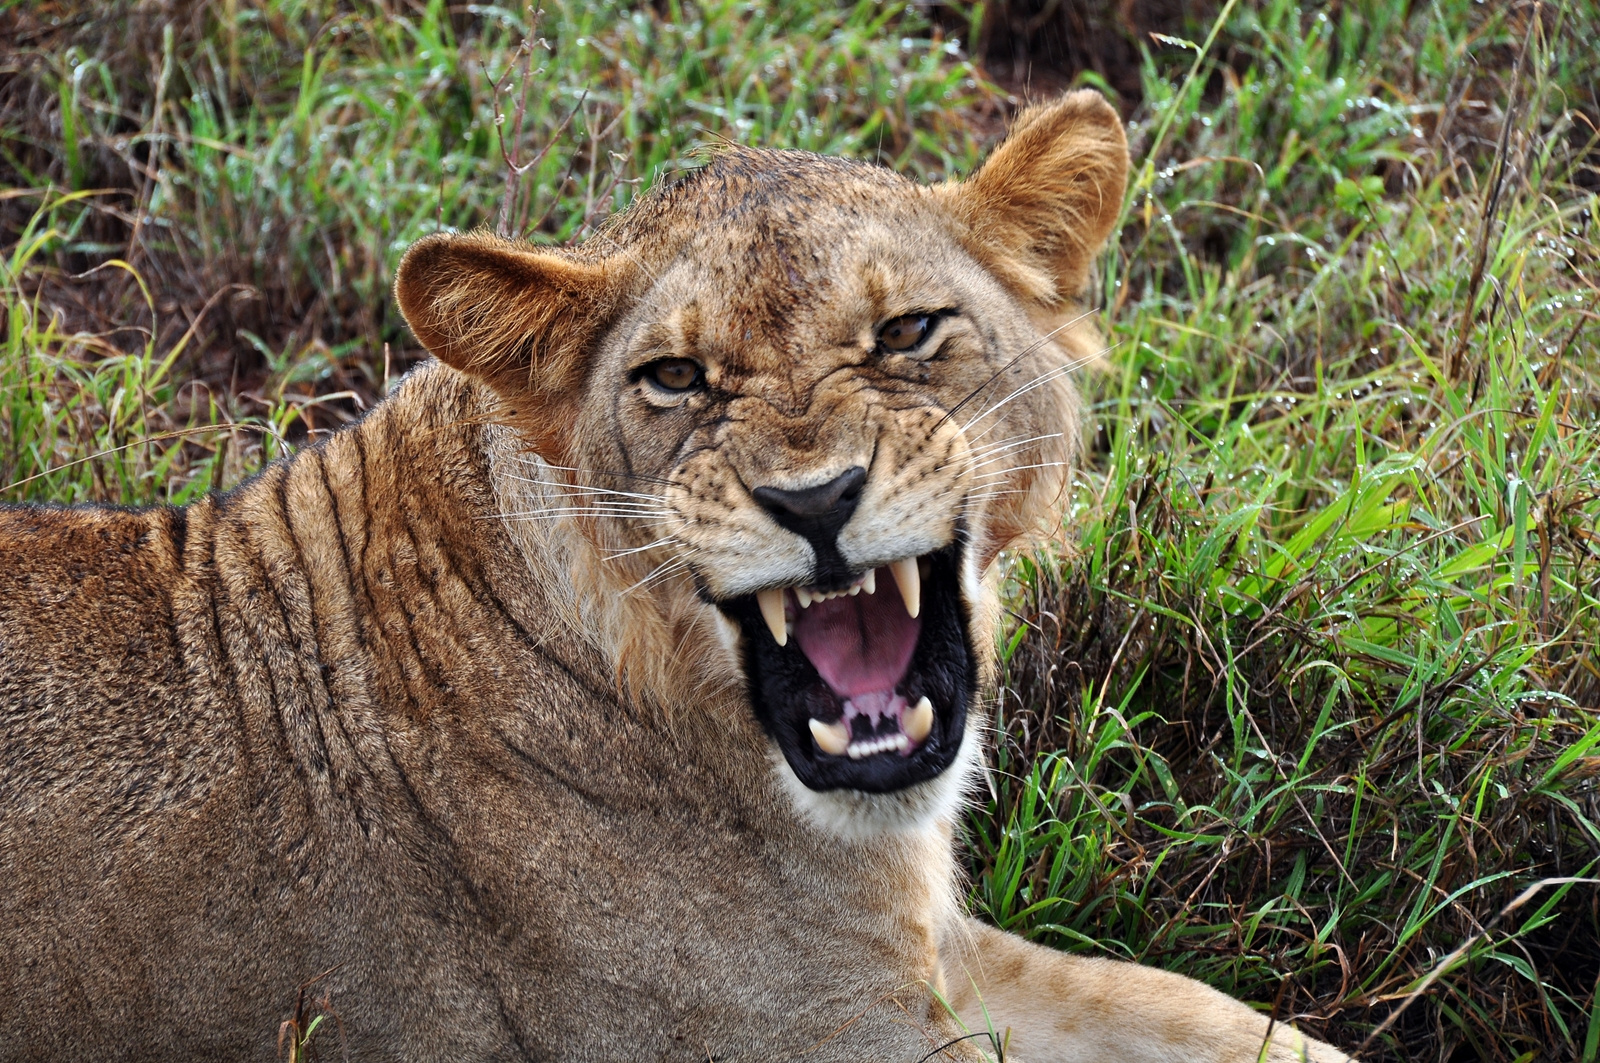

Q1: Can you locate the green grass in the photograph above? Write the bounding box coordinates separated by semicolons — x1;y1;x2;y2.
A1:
973;2;1600;1058
2;0;989;502
4;1;1600;1059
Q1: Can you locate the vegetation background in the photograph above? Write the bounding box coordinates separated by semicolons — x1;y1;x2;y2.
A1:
1;0;1596;1058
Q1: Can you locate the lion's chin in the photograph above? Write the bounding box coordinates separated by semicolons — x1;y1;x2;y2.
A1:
720;543;975;796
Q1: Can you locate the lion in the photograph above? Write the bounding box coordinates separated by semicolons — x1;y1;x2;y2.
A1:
0;90;1349;1061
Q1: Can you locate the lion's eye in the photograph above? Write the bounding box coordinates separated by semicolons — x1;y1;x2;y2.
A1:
878;314;932;353
645;358;704;392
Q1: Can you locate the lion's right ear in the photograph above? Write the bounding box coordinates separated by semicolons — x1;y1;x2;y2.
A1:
394;232;621;454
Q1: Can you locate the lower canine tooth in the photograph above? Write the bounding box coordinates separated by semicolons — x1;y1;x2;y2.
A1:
904;696;933;743
889;557;921;619
809;718;850;756
757;588;787;647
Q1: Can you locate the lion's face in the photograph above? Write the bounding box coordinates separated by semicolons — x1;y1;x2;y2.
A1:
395;91;1127;818
576;174;1055;796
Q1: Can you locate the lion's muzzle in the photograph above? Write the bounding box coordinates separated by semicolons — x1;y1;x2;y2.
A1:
722;541;973;795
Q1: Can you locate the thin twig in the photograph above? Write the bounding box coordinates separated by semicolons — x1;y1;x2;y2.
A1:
1354;875;1598;1056
1446;5;1540;380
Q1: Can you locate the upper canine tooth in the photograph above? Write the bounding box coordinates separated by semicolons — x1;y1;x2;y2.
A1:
757;588;787;647
904;695;933;744
862;569;876;595
809;717;850;756
889;558;921;619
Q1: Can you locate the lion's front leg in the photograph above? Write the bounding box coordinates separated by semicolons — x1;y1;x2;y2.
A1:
939;919;1352;1063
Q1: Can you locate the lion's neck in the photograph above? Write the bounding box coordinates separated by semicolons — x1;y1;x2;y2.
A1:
478;407;748;723
343;363;961;848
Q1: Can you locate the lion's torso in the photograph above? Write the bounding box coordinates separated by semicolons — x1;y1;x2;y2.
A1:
0;365;969;1061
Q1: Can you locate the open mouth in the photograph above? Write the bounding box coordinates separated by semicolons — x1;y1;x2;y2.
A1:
720;544;973;794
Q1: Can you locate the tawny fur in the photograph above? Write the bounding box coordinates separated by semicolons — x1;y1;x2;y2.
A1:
0;91;1348;1062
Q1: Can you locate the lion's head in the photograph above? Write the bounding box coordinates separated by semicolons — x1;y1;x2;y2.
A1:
395;91;1127;831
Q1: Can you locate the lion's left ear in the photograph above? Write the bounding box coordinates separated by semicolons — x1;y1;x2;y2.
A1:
936;90;1129;306
394;231;624;458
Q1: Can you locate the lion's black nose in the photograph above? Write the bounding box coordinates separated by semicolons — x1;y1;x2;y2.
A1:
753;466;867;553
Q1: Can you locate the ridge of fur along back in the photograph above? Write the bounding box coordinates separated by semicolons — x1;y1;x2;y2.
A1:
1;90;1350;1063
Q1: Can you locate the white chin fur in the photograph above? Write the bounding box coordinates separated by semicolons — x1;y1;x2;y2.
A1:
772;717;982;841
711;609;743;662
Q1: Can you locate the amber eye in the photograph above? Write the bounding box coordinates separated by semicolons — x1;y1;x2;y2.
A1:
878;314;932;353
645;358;703;392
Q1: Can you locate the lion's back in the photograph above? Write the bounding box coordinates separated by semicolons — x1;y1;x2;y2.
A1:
0;503;200;800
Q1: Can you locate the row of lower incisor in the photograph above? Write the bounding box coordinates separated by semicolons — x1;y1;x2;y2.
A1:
756;558;921;647
808;695;933;759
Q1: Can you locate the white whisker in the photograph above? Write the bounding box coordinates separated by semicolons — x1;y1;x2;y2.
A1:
622;556;690;595
961;342;1115;441
938;309;1098;428
513;458;681;490
583;502;677;513
967;451;1058;474
962;361;1082;437
509;501;675;511
965;432;1063;460
508;476;667;503
495;512;685;525
973;460;1070;479
605;537;683;560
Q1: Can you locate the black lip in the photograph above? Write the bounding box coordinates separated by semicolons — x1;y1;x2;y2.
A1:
720;544;974;794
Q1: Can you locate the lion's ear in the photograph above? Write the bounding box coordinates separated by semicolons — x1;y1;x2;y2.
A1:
938;90;1129;306
394;231;621;454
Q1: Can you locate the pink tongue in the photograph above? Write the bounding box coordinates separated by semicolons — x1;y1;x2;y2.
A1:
791;580;921;698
